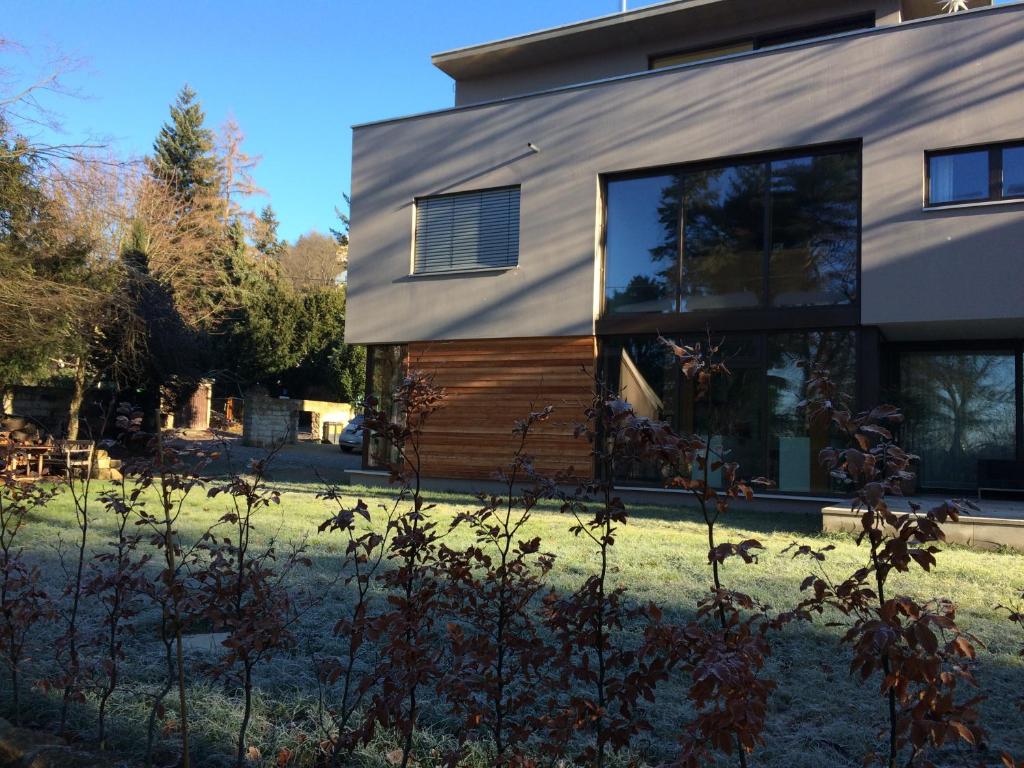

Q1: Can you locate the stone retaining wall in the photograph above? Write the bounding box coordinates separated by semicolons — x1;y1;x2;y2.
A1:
242;392;299;448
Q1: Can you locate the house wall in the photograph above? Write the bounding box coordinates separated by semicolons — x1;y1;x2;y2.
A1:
348;6;1024;347
407;336;596;480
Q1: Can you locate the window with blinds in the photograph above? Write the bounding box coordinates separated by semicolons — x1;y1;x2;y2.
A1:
413;186;521;274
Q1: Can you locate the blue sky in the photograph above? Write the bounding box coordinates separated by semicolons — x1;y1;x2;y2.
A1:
3;0;661;241
5;1;1014;241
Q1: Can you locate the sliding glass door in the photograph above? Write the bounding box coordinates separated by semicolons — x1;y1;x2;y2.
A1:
899;350;1018;491
604;330;856;493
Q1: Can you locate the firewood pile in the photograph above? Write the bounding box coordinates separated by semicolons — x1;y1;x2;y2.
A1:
0;415;53;478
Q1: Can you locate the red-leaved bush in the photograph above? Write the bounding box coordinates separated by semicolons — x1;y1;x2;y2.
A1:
640;338;776;768
362;372;453;768
85;476;151;746
439;406;557;766
198;449;310;768
315;489;396;764
0;469;56;725
788;362;986;768
538;386;668;767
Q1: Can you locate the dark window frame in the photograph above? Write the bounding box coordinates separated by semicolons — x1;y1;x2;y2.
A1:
925;141;1024;207
412;185;521;275
647;13;875;71
599;140;863;329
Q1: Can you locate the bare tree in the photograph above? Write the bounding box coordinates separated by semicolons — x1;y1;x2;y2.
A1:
279;230;345;289
217;115;265;222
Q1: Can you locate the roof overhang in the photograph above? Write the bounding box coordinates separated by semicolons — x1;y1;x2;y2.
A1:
431;0;993;81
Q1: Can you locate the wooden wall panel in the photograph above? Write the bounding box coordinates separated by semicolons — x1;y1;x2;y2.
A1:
407;337;596;481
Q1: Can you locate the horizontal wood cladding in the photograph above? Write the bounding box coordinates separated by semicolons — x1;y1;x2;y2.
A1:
408;337;597;481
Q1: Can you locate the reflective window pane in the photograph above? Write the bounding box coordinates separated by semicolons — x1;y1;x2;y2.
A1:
1003;146;1024;198
929;151;989;204
768;332;856;493
900;351;1016;490
682;164;766;311
770;153;859;307
604;175;681;313
610;338;680;483
367;345;406;469
692;365;763;484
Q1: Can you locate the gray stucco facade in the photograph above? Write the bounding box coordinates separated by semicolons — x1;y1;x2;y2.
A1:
347;0;1024;492
348;4;1024;345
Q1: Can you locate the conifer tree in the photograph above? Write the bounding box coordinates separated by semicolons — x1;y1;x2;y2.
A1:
151;85;220;203
253;205;285;259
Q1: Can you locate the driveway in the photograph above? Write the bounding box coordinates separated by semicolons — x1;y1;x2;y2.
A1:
168;432;362;486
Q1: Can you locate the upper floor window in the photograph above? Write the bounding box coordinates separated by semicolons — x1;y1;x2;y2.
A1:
603;145;860;315
927;142;1024;206
414;187;520;274
650;42;753;70
648;14;874;71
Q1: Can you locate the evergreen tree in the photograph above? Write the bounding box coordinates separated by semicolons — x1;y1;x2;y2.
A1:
151;85;220;202
253;205;285;259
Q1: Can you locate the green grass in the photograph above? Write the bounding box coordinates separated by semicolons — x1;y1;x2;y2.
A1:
8;479;1024;767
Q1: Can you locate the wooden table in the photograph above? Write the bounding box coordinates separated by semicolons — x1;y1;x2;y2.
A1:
1;444;51;478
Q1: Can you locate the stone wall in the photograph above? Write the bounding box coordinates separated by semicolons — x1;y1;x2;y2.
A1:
241;392;354;447
2;386;73;434
242;391;299;448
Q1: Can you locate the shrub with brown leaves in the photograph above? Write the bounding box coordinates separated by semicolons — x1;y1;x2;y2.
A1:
539;389;668;767
440;407;558;766
788;362;986;768
0;473;56;725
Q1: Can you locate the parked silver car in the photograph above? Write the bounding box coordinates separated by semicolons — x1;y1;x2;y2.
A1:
337;414;364;452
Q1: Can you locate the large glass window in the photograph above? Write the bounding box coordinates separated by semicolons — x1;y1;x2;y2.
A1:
682;164;765;310
604;175;680;313
770;153;859;307
606;330;857;492
604;146;860;315
366;344;407;469
899;351;1017;491
768;331;856;493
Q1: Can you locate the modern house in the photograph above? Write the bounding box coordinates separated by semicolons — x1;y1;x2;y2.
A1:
346;0;1024;497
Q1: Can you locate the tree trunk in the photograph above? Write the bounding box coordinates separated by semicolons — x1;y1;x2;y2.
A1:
67;355;87;440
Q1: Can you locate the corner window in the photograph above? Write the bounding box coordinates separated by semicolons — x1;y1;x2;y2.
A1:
413;187;520;274
926;142;1024;206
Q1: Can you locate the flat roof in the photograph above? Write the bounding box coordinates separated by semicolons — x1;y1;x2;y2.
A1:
434;0;774;80
431;0;993;81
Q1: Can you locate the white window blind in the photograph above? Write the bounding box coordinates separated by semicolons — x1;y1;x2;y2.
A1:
414;187;520;274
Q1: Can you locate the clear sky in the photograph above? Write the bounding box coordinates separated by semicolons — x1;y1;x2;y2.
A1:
3;0;663;241
4;1;1014;241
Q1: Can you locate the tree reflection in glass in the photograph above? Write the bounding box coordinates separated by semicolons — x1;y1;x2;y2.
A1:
768;331;856;492
682;163;766;310
900;352;1016;490
770;153;859;307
